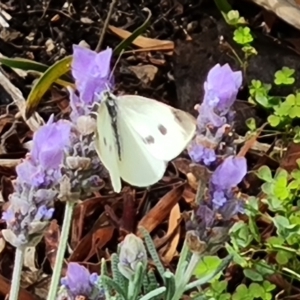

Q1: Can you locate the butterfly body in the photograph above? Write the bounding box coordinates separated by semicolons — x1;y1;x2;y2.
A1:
94;92;196;193
103;92;122;160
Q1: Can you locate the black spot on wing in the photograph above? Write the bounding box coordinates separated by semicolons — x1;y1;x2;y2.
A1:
158;124;167;135
144;135;155;144
173;110;182;123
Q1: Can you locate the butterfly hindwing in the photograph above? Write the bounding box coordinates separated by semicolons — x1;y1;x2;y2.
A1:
116;114;167;187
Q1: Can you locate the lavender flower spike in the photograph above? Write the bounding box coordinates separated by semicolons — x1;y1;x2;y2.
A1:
72;45;113;105
203;63;242;113
211;155;247;191
16;115;71;187
59;262;104;300
1;116;71;247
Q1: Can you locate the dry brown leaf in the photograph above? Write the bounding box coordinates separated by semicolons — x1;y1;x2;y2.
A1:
250;0;300;30
24;247;38;271
86;227;115;261
137;182;185;235
0;237;5;253
44;220;60;270
279;142;300;172
108;25;174;51
182;185;196;203
128;65;158;84
161;204;181;264
262;10;278;33
0;274;37;300
70;227;114;262
237;126;265;157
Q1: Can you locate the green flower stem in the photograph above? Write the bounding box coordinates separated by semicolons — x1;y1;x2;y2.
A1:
47;201;75;300
9;248;25;300
172;253;202;300
174;239;189;282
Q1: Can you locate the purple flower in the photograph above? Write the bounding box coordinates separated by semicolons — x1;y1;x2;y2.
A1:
72;45;113;105
211;156;247;191
197;205;215;228
31;115;71;168
188;144;216;166
203;64;242;113
61;262;104;300
68;87;91;122
188;64;242;166
185;156;246;254
197;102;227;129
16;115;71;187
212;191;227;208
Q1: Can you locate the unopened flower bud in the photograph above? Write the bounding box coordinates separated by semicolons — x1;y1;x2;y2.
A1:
186;230;207;254
118;233;147;280
76;115;97;135
66;156;91;170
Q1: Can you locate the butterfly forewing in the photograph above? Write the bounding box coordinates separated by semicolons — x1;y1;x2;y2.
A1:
116;95;196;161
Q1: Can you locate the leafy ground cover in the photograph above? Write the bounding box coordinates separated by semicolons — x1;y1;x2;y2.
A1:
1;0;300;299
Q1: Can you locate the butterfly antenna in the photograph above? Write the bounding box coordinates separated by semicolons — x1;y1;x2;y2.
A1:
109;49;124;83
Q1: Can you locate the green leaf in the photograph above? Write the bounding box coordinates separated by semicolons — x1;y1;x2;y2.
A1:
0;56;73;86
0;56;49;72
25;55;73;119
289;105;300;118
246;118;256;131
101;275;127;300
268;114;281;127
254;260;275;276
185;255;232;292
249;283;265;298
291;169;300;180
266;236;284;246
113;8;152;55
265;197;285;212
262;280;276;292
275;102;291;116
261;182;273;195
226;243;248;267
273;215;290;228
274;67;296;85
139;287;166;300
257;165;273;182
275;250;290;265
248;217;260;242
211;279;228;293
163;271;175;300
288;180;299;189
255;93;270;107
284;94;295;106
233;27;254;45
139;227;165;279
275;168;288;180
232;284;252;300
194;256;223;281
243;269;264;282
214;0;232;14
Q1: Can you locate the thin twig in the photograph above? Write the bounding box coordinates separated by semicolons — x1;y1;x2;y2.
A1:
95;0;118;52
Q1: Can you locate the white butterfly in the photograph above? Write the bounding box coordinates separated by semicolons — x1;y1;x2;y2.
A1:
93;91;196;193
